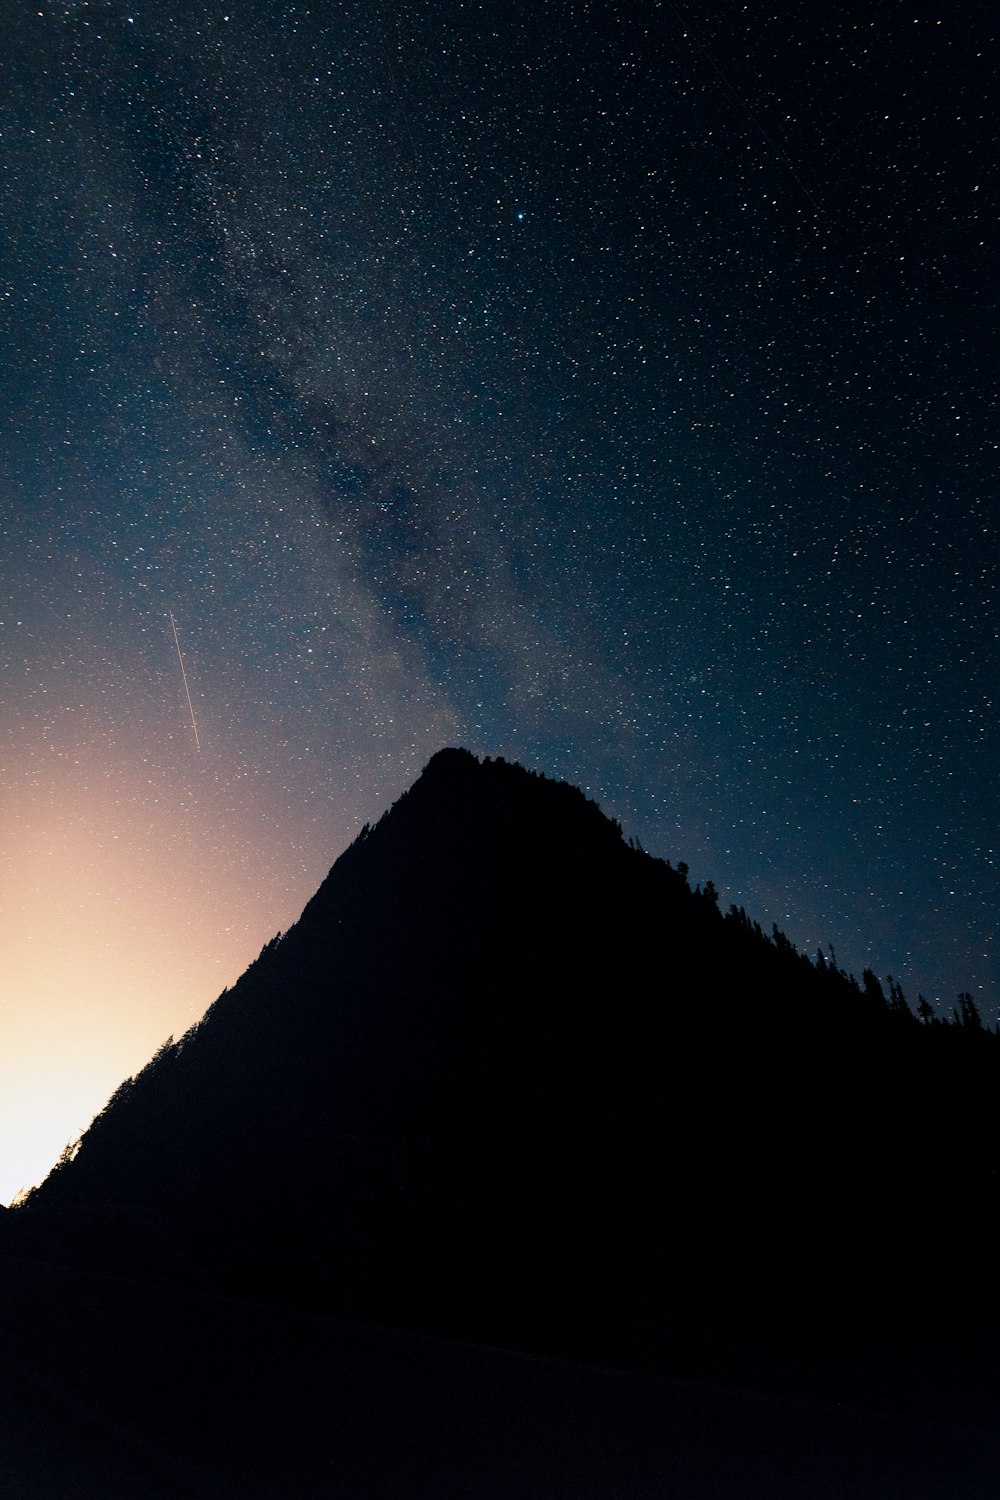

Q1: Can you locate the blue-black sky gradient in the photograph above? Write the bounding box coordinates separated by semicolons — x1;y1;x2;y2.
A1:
1;0;996;1197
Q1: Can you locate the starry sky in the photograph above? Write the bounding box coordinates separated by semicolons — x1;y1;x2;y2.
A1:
1;0;996;1202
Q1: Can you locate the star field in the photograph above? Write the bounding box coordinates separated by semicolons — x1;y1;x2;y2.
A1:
1;0;996;1200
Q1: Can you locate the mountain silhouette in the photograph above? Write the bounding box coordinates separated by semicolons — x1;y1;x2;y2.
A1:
7;748;1000;1454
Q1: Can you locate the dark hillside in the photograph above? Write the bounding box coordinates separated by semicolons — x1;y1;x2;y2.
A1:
8;748;1000;1421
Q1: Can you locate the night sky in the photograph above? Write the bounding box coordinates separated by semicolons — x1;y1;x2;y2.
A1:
1;0;996;1202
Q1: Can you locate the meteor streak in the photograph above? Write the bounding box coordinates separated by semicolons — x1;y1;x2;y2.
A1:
169;611;201;750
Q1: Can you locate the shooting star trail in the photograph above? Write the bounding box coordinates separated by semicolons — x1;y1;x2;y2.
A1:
169;611;201;750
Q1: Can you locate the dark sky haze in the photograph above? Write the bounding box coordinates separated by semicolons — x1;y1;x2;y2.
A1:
1;0;996;1201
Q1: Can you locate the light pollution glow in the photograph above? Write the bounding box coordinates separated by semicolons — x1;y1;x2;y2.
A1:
0;757;347;1205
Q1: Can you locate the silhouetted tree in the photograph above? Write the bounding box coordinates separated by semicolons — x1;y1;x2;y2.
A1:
886;976;911;1018
862;968;887;1008
955;992;984;1030
772;924;795;954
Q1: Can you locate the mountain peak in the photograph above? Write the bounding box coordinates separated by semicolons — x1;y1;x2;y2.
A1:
419;745;481;777
9;752;1000;1423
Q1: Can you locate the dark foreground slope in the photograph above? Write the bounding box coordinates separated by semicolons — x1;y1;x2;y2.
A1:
3;1252;998;1500
7;750;1000;1442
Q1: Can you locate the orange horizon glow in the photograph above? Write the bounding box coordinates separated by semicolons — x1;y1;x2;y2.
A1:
0;752;353;1207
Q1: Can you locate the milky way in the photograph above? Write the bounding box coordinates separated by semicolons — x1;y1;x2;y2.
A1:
1;0;996;1199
